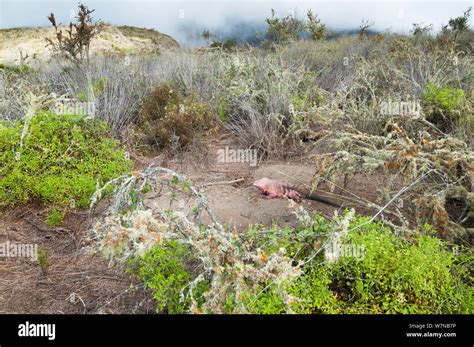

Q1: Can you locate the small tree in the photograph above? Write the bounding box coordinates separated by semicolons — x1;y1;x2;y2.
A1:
265;9;326;43
201;29;211;44
265;9;306;43
441;7;471;40
358;19;374;38
46;3;102;64
306;9;326;41
411;23;433;36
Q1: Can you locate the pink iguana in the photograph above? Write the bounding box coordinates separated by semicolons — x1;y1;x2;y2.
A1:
253;177;340;207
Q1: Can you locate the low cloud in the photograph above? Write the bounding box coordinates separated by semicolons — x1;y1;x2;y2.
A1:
1;0;472;47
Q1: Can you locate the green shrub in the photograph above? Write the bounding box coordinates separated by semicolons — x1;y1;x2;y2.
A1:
328;218;473;313
128;241;208;313
265;9;306;43
126;210;472;314
0;111;132;207
265;9;326;44
0;63;31;74
244;267;339;314
46;208;64;227
210;38;238;51
423;83;466;114
134;83;213;151
423;82;467;130
36;247;50;275
288;266;340;314
244;286;286;314
244;215;473;314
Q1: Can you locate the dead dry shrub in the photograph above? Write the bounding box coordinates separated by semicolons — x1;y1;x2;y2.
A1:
133;83;213;152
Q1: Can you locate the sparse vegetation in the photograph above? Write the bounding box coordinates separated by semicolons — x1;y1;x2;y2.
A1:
46;3;103;64
37;248;50;275
91;169;473;313
0;3;473;316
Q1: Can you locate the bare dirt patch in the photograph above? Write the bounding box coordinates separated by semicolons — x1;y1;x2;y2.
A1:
139;133;416;231
0;207;154;314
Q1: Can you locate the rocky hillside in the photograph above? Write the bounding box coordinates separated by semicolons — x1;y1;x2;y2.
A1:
0;24;180;64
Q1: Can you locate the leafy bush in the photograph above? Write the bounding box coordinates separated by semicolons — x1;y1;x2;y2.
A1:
128;241;208;313
0;111;132;207
328;219;473;313
134;83;213;151
94;169;472;314
440;7;472;41
423;83;466;130
287;266;340;314
265;9;306;43
243;214;473;314
241;266;340;314
306;9;326;41
265;9;326;43
423;83;466;112
46;208;64;227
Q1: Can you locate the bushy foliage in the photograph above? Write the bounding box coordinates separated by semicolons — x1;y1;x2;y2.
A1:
423;82;467;131
314;122;473;240
306;9;326;41
0;111;131;207
46;208;64;227
329;220;473;313
265;9;326;43
117;208;473;314
441;7;472;40
90;167;473;314
423;83;466;113
128;241;208;313
134;83;213;151
265;9;307;43
246;216;473;314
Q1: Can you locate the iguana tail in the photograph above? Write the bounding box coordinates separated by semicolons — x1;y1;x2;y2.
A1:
305;193;341;208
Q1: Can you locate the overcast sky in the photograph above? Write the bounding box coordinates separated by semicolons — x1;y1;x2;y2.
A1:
1;0;472;46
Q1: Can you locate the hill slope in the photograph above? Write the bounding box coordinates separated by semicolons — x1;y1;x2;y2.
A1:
0;24;180;64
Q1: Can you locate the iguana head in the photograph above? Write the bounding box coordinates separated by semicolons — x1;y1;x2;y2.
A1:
253;177;271;193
